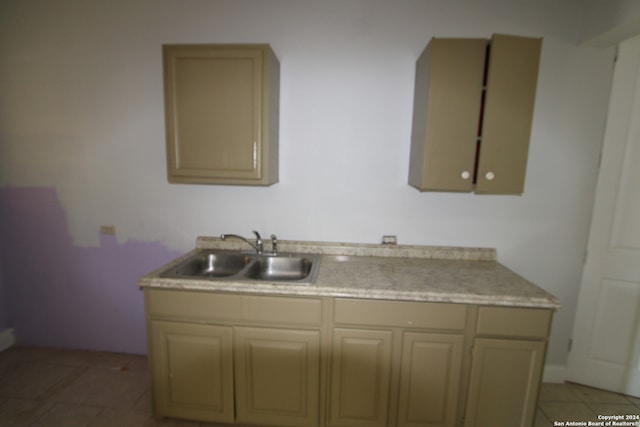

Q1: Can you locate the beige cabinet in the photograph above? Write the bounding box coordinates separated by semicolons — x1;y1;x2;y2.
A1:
329;328;393;427
329;299;468;427
163;44;279;186
144;290;552;427
464;338;546;427
464;307;552;427
235;327;321;427
409;34;542;194
145;290;322;426
149;321;234;423
408;38;486;193
397;333;464;427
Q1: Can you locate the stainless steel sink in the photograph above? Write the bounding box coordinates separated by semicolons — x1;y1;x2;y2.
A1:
244;256;314;281
163;252;252;278
160;251;321;284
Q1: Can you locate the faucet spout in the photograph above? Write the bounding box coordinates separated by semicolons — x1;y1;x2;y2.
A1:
252;230;263;254
221;230;263;254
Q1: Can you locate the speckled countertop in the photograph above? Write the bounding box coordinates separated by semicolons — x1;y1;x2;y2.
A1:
137;237;560;309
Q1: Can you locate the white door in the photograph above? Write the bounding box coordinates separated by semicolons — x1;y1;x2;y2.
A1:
567;34;640;396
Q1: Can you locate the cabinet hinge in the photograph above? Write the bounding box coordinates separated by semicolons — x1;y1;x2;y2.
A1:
568;338;573;352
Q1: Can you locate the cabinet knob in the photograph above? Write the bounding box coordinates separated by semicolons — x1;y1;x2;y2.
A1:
485;171;495;181
461;171;471;180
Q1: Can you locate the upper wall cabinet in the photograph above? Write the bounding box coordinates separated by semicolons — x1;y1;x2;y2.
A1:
163;44;280;186
408;34;542;194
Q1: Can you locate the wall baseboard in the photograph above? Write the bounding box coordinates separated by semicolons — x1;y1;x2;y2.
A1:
0;328;15;352
543;364;567;383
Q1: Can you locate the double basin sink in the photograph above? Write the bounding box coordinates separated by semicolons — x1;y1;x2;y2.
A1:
161;250;321;284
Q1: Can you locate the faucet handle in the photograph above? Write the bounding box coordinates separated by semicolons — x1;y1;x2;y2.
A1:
270;234;278;256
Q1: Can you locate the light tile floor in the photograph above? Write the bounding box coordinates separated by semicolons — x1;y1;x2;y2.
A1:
536;382;640;426
1;345;640;426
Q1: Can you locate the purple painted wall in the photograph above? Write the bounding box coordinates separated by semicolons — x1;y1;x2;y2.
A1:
0;188;182;354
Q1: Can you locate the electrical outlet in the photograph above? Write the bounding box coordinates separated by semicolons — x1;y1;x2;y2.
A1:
382;235;397;245
100;225;116;235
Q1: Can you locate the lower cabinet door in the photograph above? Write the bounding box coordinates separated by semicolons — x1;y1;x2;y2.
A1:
329;328;393;427
234;326;321;427
397;332;464;427
149;321;234;423
464;338;546;427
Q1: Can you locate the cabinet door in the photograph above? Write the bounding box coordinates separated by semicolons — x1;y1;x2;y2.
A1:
409;38;487;192
329;328;393;427
464;338;546;427
476;34;542;194
163;44;279;186
149;321;234;423
234;327;320;427
397;333;464;427
409;34;541;195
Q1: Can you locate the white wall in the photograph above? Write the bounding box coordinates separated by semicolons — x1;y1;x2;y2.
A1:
0;0;615;368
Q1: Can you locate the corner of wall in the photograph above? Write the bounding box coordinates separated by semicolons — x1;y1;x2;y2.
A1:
580;2;640;47
543;364;567;383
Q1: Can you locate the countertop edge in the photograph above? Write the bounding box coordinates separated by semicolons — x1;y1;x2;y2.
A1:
137;276;561;310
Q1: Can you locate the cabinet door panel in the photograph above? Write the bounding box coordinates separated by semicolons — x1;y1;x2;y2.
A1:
476;34;542;194
150;321;234;423
163;44;279;185
234;327;320;427
165;46;261;181
464;338;546;427
409;38;487;192
329;328;393;427
398;333;464;427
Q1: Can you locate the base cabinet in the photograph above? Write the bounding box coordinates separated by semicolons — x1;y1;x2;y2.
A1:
145;291;552;427
397;333;464;427
149;321;234;423
328;328;393;427
464;307;552;427
329;299;469;427
328;329;465;427
146;290;323;427
235;327;321;427
464;338;546;427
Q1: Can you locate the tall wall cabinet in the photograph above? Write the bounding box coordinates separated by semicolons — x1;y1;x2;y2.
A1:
408;34;542;194
163;44;279;186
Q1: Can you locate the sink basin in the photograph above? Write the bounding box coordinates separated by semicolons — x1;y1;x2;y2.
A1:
164;252;252;278
244;256;314;281
160;251;321;284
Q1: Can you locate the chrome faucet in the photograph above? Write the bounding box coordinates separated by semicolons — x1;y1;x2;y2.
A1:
221;230;263;254
271;234;278;256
